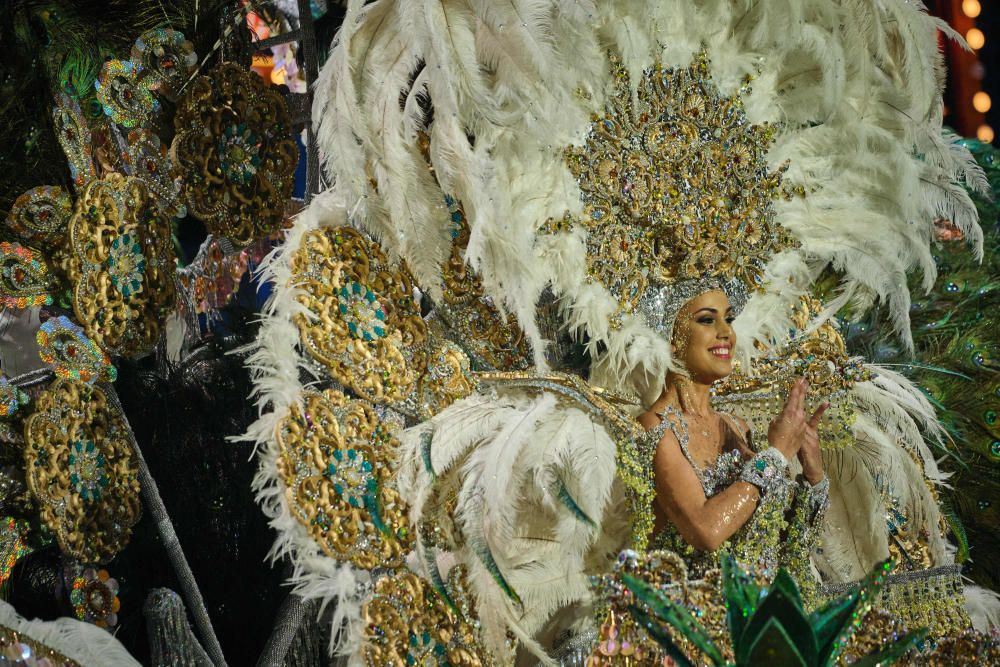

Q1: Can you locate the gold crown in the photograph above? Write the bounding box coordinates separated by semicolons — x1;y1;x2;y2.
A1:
554;51;797;330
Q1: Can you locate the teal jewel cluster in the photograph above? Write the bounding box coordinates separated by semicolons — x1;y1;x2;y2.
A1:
338;281;387;341
407;630;447;665
107;232;146;298
218;123;262;185
325;448;377;509
68;439;109;502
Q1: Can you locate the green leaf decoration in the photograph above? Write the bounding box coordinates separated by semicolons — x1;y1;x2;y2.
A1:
622;573;725;666
736;573;817;666
722;552;761;643
622;555;924;667
850;629;926;667
744;617;808;667
770;569;803;608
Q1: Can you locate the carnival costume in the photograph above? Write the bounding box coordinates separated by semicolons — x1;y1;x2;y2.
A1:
243;0;1000;664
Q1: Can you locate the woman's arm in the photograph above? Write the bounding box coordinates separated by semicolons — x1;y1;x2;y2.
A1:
652;431;762;551
650;379;819;552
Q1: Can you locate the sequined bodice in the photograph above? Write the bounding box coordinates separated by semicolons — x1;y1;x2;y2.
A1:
644;407;745;496
644;407;794;579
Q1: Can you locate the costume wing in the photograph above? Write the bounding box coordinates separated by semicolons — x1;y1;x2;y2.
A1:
397;376;636;661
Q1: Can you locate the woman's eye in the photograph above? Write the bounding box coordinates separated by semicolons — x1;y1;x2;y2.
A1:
697;317;714;325
725;316;736;324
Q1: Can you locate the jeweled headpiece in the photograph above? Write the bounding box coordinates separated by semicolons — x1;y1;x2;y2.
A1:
561;52;795;340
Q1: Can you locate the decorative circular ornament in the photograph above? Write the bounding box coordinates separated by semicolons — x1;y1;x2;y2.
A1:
23;380;140;563
275;389;412;569
291;226;429;404
62;174;176;357
0;242;54;309
338;281;387;341
171;63;298;246
360;568;490;666
218;123;262;185
69;567;120;629
130;28;197;101
36;316;116;384
107;233;146;298
94;59;159;128
5;186;73;248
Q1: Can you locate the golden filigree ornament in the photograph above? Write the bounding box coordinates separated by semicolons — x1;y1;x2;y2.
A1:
436;196;531;371
23;380;140;563
556;51;795;332
124;129;186;218
291;226;429;404
5;186;73;249
413;340;476;419
275;389;412;569
61;174;176;357
171;63;298;246
360;567;492;666
716;297;872;448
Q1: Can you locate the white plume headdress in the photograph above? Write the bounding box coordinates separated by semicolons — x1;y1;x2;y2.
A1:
313;0;984;401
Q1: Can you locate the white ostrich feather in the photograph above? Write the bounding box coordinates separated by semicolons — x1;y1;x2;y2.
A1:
0;601;140;667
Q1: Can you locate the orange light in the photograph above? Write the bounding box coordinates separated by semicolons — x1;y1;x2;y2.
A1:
977;125;995;143
963;0;982;18
974;91;992;113
967;28;985;50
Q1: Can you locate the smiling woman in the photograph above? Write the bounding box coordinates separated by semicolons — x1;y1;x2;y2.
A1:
636;288;830;584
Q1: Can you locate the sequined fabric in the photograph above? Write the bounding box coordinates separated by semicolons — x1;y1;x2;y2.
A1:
644;408;823;584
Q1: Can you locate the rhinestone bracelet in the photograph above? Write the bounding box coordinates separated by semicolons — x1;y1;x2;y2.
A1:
739;448;789;494
803;475;830;516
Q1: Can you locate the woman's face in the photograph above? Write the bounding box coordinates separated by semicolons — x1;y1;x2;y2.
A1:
672;290;736;383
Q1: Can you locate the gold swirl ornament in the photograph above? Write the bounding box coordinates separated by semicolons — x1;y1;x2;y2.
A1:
61;174;176;358
0;242;54;309
275;389;412;569
412;339;476;420
171;62;298;246
23;380;140;563
5;185;73;249
360;567;491;666
291;226;429;404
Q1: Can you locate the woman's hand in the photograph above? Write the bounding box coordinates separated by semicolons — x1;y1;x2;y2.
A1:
767;377;810;460
798;401;829;485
